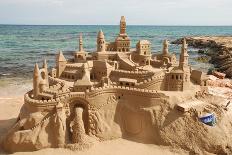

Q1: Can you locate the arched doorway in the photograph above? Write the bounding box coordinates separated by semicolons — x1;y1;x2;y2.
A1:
66;98;90;142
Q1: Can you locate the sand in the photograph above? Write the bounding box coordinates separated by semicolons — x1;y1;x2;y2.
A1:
0;84;189;155
1;82;232;154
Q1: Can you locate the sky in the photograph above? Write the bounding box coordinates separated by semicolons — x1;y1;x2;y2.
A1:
0;0;231;25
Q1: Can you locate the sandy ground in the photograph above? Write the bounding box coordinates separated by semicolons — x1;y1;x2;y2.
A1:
0;85;189;155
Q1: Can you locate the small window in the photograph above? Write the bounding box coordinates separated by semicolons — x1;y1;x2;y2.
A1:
176;75;178;80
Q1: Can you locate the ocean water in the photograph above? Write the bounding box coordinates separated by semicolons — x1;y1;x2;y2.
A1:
0;25;232;83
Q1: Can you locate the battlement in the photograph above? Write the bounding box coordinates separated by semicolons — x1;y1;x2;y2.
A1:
87;85;166;98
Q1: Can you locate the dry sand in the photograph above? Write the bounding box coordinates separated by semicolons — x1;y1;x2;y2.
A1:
0;84;189;155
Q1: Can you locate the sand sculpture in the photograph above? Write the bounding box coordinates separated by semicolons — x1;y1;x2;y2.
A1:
2;16;232;154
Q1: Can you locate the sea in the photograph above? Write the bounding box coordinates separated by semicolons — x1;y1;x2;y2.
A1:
0;25;232;87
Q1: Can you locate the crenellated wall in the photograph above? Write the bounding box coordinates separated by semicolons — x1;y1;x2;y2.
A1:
7;84;169;152
110;70;154;82
135;71;166;90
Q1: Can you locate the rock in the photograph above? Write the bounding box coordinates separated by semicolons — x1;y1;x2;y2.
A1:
207;79;232;88
172;36;232;78
212;71;226;79
194;56;210;63
198;49;206;54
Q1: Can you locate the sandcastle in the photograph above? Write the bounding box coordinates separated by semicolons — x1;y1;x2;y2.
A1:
2;16;226;153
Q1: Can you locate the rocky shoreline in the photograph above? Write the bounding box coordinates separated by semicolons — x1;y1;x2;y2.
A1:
172;36;232;77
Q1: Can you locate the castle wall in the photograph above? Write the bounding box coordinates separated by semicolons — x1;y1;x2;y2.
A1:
22;86;168;143
135;71;166;91
86;87;168;140
110;70;154;82
106;42;116;51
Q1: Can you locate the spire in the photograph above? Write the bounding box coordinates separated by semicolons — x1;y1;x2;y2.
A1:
33;63;40;98
56;50;67;77
42;59;49;87
181;38;189;56
120;16;126;34
121;16;126;22
163;39;169;55
43;59;47;69
97;30;105;39
57;51;66;62
33;63;39;77
97;30;106;52
79;33;84;52
179;38;189;69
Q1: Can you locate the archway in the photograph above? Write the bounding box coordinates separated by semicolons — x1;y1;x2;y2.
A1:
66;98;90;142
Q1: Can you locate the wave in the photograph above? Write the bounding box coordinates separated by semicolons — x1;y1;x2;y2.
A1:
0;73;12;76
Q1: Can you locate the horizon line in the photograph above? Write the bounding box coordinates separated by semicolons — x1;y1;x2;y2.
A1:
0;24;232;27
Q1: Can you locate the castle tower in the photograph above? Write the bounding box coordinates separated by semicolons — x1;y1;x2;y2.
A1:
42;59;49;87
56;51;67;77
74;34;87;62
163;39;169;55
97;30;106;52
115;16;130;52
120;16;126;34
179;38;190;90
33;63;40;99
79;33;84;52
136;40;151;66
179;38;189;70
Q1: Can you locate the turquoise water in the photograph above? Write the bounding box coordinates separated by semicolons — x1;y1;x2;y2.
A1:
0;25;232;80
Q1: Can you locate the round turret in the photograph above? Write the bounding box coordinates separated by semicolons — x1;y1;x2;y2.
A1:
97;30;106;52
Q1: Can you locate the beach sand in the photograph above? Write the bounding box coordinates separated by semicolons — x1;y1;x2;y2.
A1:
0;83;189;155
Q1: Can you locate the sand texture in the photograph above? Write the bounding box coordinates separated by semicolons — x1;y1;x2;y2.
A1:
0;94;187;155
1;84;232;154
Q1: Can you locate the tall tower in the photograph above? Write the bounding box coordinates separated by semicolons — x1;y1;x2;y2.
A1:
179;38;189;70
163;39;169;55
56;51;67;77
120;16;126;34
42;59;49;87
115;16;130;52
33;63;40;99
79;33;84;52
74;34;87;62
97;30;106;52
179;38;190;90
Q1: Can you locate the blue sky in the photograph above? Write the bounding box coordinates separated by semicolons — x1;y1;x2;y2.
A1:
0;0;231;25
